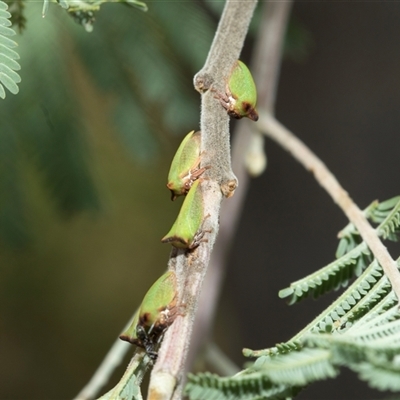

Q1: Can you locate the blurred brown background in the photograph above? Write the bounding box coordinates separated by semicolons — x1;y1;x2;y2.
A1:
1;1;399;399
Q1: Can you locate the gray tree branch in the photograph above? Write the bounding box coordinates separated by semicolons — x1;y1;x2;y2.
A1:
147;1;258;399
187;0;293;372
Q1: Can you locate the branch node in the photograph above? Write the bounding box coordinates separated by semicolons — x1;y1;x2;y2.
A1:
193;72;213;93
221;177;238;198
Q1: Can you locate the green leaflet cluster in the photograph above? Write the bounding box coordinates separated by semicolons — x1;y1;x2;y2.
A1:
0;1;21;99
186;370;302;400
279;197;400;304
185;349;335;399
186;196;400;399
309;260;388;333
42;0;147;32
278;242;372;305
376;196;400;240
187;305;400;399
305;305;400;391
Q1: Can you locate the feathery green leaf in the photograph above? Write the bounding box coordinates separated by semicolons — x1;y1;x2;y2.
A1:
279;242;372;304
368;197;400;223
376;197;400;240
352;362;400;391
185;371;301;400
0;1;20;99
252;348;338;386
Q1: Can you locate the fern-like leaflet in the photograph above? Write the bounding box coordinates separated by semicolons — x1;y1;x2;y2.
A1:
376;198;400;241
185;371;301;400
0;1;21;99
187;197;400;399
278;242;372;304
279;197;400;304
185;349;336;400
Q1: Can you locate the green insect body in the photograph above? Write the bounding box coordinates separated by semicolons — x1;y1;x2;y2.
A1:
161;180;209;250
119;271;178;358
217;60;259;121
166;130;207;201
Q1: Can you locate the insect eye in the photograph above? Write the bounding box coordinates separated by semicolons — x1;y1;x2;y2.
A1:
136;325;147;341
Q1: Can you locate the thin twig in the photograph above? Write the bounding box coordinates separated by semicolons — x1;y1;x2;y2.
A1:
147;1;258;399
259;114;400;300
187;0;293;371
